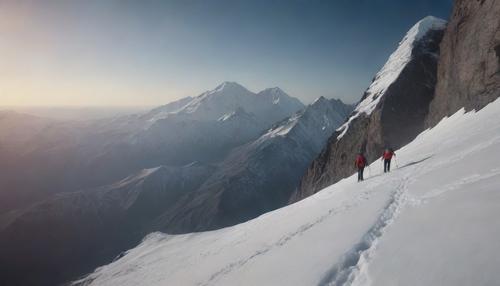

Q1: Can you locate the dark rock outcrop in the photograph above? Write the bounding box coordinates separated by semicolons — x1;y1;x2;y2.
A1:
426;0;500;126
292;17;446;200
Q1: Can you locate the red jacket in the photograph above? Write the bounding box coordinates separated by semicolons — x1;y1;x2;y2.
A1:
355;154;367;168
382;150;395;160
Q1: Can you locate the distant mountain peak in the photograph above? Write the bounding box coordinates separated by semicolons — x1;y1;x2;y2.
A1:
257;87;303;106
193;81;253;102
142;81;303;124
260;86;284;93
311;96;328;105
258;87;287;96
310;97;350;111
212;81;248;93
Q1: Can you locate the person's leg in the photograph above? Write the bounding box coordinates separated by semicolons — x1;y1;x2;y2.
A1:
360;167;364;181
387;159;391;172
358;169;361;181
384;160;387;173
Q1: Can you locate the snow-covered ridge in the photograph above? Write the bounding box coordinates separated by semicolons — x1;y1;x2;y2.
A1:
336;16;446;139
145;97;194;123
356;16;446;116
262;112;302;138
261;96;344;139
184;82;267;114
74;97;500;286
144;82;304;124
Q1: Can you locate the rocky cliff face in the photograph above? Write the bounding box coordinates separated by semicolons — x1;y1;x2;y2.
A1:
292;17;446;200
426;0;500;126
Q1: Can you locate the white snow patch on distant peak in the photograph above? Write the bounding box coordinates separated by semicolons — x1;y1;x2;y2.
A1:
336;16;446;140
312;96;328;105
263;113;302;138
218;112;234;122
259;87;288;105
110;166;162;189
217;107;253;122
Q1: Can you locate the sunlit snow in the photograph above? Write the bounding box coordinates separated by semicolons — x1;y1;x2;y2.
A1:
74;96;500;286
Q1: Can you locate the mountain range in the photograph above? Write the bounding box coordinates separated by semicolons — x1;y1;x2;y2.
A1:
3;0;500;284
73;0;500;284
0;82;303;213
0;83;351;286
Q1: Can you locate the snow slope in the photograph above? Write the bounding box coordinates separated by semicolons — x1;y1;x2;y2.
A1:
75;98;500;286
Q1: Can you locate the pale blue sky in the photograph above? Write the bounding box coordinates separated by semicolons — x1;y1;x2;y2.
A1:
0;0;452;106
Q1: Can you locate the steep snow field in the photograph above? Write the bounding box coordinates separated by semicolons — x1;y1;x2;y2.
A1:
76;98;500;286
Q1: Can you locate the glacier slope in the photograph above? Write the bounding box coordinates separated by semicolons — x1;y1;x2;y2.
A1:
76;98;500;286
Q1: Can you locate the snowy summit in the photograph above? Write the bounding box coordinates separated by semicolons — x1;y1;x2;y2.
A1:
336;16;447;139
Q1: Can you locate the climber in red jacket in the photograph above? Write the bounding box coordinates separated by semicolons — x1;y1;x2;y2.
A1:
355;152;367;182
381;148;396;173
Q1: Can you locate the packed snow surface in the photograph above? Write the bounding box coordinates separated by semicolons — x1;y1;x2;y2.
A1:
336;16;446;140
77;98;500;286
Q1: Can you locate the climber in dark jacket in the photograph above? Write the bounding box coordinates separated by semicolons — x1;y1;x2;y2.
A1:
381;148;396;173
355;152;367;182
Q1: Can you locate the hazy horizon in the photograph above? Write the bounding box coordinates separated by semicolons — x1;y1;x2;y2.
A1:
0;105;154;120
